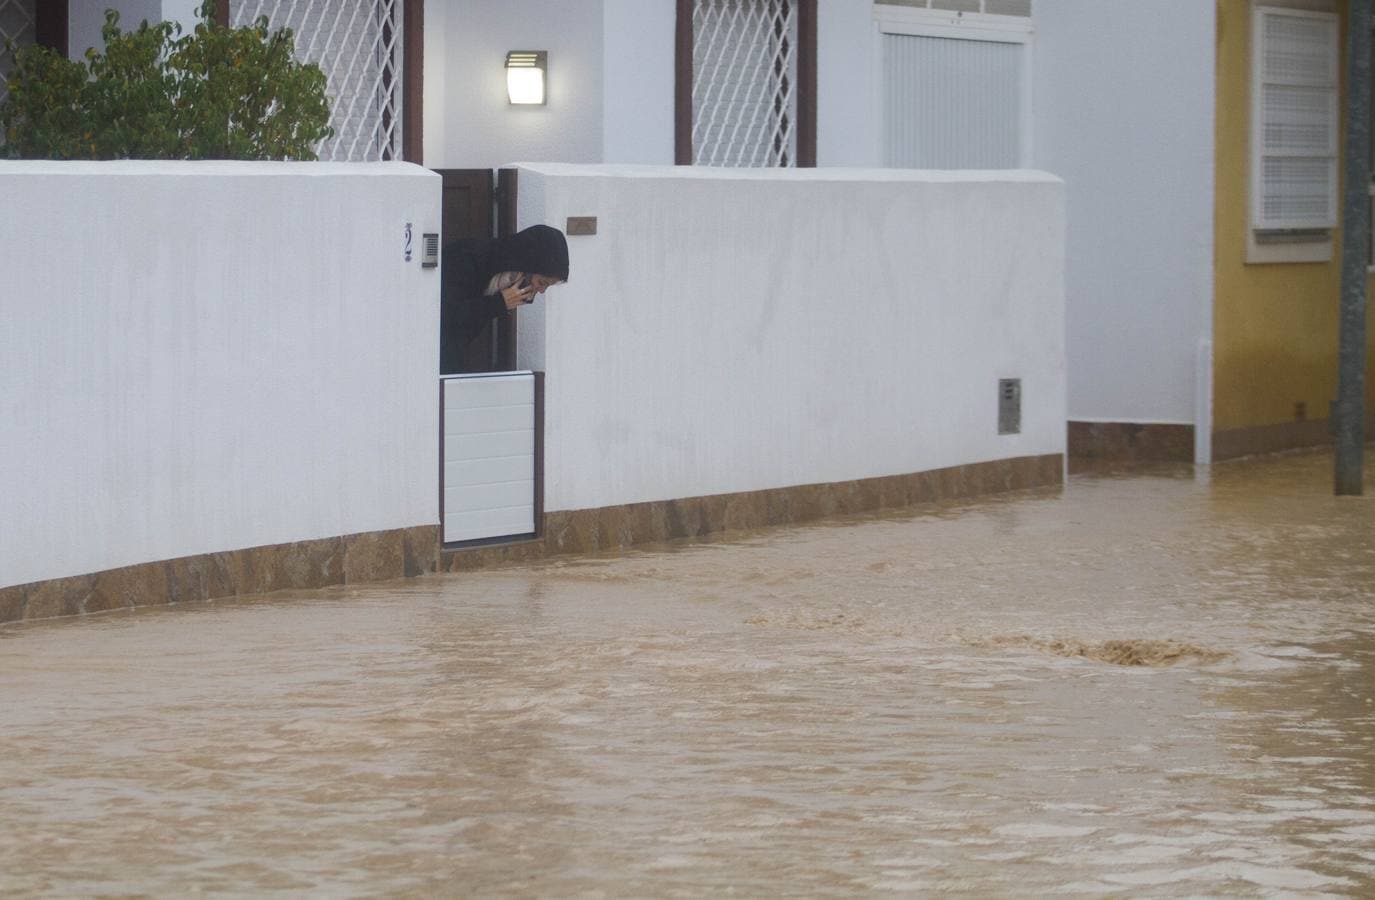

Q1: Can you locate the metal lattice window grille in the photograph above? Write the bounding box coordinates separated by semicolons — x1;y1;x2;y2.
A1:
232;0;403;161
692;0;798;167
0;0;37;109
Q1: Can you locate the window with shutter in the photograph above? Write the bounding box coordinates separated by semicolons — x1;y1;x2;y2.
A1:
229;0;407;162
874;2;1033;170
676;0;817;167
692;0;798;166
882;32;1025;169
878;0;1031;16
1250;6;1338;233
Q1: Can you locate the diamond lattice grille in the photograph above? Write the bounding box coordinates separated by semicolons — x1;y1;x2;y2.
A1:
0;0;37;109
692;0;797;167
232;0;402;161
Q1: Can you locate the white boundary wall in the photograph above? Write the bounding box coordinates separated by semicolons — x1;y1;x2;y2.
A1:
514;164;1066;513
0;161;441;590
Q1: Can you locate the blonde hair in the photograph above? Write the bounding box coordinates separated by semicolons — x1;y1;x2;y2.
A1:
485;271;523;296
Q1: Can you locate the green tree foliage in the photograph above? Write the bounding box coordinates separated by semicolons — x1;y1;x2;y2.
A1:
0;3;332;160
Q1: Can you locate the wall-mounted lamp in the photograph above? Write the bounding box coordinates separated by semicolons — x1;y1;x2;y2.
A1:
505;51;547;105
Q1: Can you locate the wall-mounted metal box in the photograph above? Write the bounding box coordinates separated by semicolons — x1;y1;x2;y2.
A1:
998;378;1021;435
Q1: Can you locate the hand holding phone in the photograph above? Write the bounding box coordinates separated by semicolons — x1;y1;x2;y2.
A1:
500;274;538;309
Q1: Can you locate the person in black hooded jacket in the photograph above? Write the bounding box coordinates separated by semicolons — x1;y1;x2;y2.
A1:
440;224;569;374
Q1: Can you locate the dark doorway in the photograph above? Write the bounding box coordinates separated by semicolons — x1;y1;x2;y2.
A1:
35;3;68;56
435;167;519;373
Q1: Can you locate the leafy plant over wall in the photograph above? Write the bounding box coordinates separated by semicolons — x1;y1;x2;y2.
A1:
0;2;332;160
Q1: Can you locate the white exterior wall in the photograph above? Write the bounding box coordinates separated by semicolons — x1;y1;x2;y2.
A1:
1032;0;1215;435
418;0;1215;439
422;0;870;168
817;0;882;167
68;0;203;58
422;0;880;169
63;0;1218;445
602;0;676;164
513;164;1065;513
158;0;202;36
0;161;441;590
69;0;161;57
423;0;605;169
807;1;1216;435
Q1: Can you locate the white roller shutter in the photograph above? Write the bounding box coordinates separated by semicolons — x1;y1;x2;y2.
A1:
883;32;1024;169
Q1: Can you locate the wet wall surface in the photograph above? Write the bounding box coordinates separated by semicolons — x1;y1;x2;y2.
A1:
2;451;1373;896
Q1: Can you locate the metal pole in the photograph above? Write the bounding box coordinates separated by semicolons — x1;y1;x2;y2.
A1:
1337;0;1372;495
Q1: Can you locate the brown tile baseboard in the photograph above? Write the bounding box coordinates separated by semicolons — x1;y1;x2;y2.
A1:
4;455;1066;624
1068;421;1194;470
1211;418;1335;461
1070;417;1374;465
0;525;440;626
443;453;1064;572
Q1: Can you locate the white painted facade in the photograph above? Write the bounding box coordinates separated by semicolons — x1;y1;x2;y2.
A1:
600;0;677;166
422;0;606;169
421;1;1215;457
512;164;1066;513
55;0;1214;448
1033;0;1216;438
68;0;202;58
0;161;441;590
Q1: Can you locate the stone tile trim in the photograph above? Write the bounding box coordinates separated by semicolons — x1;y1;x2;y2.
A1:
1209;417;1373;462
0;525;440;626
1068;417;1374;465
1068;421;1194;467
444;454;1064;572
2;455;1065;624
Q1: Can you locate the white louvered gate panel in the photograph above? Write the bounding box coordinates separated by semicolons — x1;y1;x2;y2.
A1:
442;373;536;545
231;0;403;161
0;0;37;109
1251;7;1338;230
883;33;1022;169
693;0;798;167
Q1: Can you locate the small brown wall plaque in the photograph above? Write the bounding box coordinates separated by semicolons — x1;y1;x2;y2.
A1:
566;216;597;236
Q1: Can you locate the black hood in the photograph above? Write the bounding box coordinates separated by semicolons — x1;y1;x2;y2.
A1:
487;224;569;282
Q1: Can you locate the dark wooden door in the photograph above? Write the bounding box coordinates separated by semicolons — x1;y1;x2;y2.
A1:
436;169;498;373
437;168;494;246
435;168;521;373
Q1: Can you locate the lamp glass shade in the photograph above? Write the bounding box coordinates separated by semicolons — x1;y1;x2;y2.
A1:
506;64;545;104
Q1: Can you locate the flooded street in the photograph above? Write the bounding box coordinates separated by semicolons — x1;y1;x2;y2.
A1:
2;451;1374;897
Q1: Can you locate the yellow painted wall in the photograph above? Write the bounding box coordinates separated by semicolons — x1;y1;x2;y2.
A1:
1213;0;1375;434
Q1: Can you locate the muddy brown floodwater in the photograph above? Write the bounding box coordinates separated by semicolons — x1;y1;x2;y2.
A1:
3;450;1375;897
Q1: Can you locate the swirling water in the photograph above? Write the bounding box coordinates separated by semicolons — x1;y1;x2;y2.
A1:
2;450;1374;896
